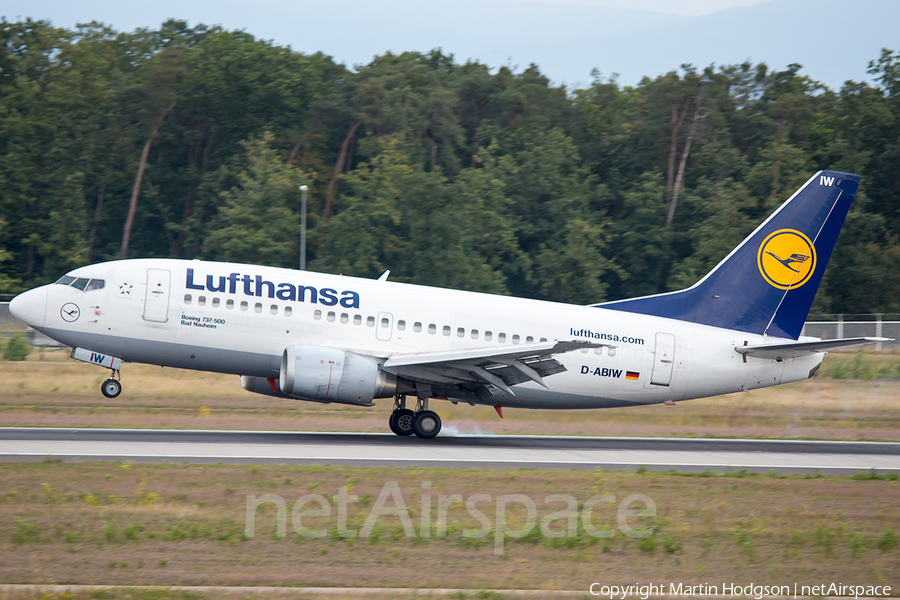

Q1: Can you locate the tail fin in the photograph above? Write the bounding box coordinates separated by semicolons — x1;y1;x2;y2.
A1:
598;171;860;340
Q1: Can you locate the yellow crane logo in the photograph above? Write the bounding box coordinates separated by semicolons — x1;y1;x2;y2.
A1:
757;229;817;290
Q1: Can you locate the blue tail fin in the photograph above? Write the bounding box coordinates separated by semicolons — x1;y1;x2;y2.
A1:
598;171;860;340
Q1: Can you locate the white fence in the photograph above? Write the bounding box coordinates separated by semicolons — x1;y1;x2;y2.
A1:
0;301;64;347
0;301;27;333
803;315;900;350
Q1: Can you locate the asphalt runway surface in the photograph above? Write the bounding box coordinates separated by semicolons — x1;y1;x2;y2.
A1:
1;427;899;474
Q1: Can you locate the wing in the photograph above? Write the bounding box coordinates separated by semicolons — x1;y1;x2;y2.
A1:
382;340;609;401
735;337;890;360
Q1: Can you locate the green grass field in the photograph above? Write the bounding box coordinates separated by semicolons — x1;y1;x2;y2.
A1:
1;461;898;591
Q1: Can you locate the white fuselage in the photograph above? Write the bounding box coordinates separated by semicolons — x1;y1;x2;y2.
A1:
21;259;823;410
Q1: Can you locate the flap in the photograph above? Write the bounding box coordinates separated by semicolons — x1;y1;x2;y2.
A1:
382;340;608;396
735;337;890;360
383;340;605;368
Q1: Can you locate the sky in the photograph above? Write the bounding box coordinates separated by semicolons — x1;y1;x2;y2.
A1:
4;0;898;90
517;0;766;15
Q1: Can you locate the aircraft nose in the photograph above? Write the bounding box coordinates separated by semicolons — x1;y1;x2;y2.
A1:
9;286;48;330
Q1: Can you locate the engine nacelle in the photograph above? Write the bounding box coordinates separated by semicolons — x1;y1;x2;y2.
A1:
279;345;399;406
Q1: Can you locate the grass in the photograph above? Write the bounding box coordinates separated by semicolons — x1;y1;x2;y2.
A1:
0;461;898;589
2;349;900;440
0;590;446;600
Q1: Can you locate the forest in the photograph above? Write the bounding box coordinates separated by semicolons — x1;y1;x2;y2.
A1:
0;18;898;313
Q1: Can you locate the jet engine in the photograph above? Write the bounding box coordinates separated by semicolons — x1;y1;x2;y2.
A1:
279;345;402;405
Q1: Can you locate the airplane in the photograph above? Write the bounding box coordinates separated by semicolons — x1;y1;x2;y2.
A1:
8;170;888;439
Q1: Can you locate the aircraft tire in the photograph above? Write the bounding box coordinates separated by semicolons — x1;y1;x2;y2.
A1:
101;378;122;399
390;409;415;436
412;410;441;439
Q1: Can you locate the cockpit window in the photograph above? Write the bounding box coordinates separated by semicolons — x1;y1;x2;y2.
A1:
56;276;105;291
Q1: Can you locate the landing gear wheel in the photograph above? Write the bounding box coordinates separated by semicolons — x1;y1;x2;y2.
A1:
412;410;441;439
101;378;122;398
390;409;415;436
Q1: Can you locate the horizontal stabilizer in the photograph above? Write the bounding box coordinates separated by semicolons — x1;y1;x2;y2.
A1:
735;337;890;360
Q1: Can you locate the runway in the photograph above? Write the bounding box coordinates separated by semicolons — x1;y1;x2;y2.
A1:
1;427;899;474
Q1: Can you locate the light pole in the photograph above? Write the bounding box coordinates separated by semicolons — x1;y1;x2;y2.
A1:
299;185;308;270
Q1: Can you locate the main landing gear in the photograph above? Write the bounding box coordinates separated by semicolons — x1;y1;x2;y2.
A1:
101;369;122;398
389;394;442;439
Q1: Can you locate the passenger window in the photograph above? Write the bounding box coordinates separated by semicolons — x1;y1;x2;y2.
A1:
327;311;336;322
635;350;643;361
484;331;492;341
240;301;248;312
594;347;603;355
270;304;278;315
526;336;534;343
581;348;589;353
608;347;617;357
540;337;547;342
314;309;322;320
86;279;105;291
397;320;406;331
212;297;220;308
512;334;520;344
498;333;506;343
184;294;192;304
381;317;389;328
471;329;478;339
414;322;422;332
254;302;262;313
354;314;362;325
198;296;206;307
284;306;292;317
226;299;234;309
367;316;375;327
428;324;436;334
442;325;451;336
55;276;76;286
457;327;465;338
340;313;349;324
72;278;89;291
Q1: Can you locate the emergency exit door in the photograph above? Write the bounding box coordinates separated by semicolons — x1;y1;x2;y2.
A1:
650;332;676;386
143;269;171;323
376;312;394;341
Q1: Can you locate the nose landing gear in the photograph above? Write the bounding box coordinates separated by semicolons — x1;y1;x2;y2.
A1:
101;369;122;398
70;348;124;398
388;394;442;438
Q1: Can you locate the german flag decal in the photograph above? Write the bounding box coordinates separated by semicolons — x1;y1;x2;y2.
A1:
625;371;640;381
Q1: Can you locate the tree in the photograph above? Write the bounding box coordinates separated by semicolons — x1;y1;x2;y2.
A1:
120;46;184;258
202;133;309;267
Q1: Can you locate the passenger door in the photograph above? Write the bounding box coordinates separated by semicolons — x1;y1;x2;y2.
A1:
143;269;171;323
650;332;676;386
